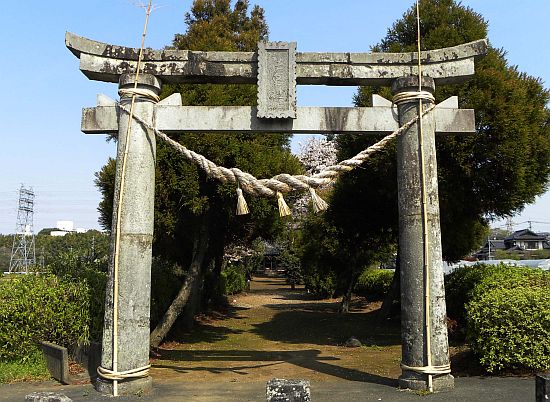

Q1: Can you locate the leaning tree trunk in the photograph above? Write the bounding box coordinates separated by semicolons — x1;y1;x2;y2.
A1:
180;254;210;331
149;214;209;348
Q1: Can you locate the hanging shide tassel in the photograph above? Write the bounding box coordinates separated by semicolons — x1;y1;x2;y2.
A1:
236;186;250;215
309;187;328;213
276;191;292;217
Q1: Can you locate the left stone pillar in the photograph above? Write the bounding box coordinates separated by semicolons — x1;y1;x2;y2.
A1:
96;73;161;396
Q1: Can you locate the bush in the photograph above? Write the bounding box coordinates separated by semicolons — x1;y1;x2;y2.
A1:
45;251;107;341
447;264;550;372
444;263;513;328
0;275;92;360
303;272;336;299
355;269;394;301
220;264;247;295
467;281;550;372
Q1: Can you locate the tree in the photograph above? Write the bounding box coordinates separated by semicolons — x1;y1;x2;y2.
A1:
301;0;550;313
351;0;550;261
95;0;302;346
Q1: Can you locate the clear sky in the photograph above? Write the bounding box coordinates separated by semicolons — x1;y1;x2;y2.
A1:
1;1;549;234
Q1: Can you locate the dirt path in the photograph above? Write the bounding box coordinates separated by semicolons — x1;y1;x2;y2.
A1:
150;275;402;384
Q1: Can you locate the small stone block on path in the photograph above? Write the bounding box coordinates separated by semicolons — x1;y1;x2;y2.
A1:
536;373;550;402
25;392;72;402
266;379;311;402
40;341;69;384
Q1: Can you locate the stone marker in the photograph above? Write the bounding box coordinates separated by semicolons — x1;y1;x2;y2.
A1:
40;341;69;385
536;373;550;402
25;392;72;402
266;379;311;402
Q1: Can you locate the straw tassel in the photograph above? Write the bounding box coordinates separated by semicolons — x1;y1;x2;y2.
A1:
236;186;250;215
309;187;328;213
276;191;292;217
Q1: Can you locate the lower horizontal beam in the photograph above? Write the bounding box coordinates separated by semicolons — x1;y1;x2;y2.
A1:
82;105;475;135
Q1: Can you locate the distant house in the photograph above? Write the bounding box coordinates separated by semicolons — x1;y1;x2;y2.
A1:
475;229;550;260
474;239;506;260
504;229;550;251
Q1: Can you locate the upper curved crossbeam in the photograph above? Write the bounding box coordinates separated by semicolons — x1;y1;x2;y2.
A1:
66;32;487;86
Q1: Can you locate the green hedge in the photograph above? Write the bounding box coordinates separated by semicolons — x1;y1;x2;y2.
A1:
467;280;550;372
355;269;394;301
0;275;92;360
446;264;550;373
444;263;510;327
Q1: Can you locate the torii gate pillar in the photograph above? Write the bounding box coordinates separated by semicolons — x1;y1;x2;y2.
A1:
96;74;161;395
393;76;453;391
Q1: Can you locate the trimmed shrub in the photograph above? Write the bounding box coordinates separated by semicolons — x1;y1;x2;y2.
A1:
444;263;514;327
355;269;394;301
467;282;550;372
0;275;92;360
303;272;336;299
220;264;247;295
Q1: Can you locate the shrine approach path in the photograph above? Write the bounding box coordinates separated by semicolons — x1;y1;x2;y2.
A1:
149;274;403;385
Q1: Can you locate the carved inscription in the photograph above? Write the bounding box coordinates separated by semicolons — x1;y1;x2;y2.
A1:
257;42;296;119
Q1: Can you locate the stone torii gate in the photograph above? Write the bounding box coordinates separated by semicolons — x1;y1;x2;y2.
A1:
66;32;486;395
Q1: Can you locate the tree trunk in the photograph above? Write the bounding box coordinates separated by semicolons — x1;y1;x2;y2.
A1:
339;271;359;314
378;252;401;322
180;262;206;331
149;213;209;348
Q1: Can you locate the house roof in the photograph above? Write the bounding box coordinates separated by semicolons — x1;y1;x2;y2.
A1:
504;229;547;241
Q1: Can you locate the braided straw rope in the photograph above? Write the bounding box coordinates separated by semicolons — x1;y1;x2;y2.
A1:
118;102;436;197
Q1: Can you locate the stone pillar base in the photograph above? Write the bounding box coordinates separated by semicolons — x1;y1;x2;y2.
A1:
398;372;454;392
94;376;153;396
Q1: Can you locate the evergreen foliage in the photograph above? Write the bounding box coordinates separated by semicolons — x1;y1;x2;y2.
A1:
95;1;301;335
350;0;550;262
0;275;93;360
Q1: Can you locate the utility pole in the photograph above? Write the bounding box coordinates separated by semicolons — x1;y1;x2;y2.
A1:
8;185;37;274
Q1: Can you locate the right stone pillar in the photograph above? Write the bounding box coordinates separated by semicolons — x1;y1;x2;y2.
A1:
392;76;454;391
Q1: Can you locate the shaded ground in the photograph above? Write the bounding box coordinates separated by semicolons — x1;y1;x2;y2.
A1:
1;275;537;401
150;275;403;385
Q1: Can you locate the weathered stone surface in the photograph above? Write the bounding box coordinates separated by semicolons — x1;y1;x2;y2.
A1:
536;373;550;402
96;73;159;396
40;341;69;385
82;104;475;135
344;337;362;348
66;32;487;85
257;41;296;118
73;341;102;380
25;392;72;402
392;76;453;392
95;376;153;396
266;379;311;402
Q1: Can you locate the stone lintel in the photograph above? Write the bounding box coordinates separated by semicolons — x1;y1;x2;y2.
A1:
82;105;475;135
67;32;487;86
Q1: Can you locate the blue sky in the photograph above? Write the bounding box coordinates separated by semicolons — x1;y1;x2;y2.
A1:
1;1;549;234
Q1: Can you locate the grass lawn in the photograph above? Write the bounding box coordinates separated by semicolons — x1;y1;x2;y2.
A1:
0;350;50;383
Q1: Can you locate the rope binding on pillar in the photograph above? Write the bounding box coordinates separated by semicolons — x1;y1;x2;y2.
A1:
395;1;451;392
96;0;155;396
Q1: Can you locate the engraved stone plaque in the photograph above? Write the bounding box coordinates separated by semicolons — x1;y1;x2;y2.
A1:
257;41;296;119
